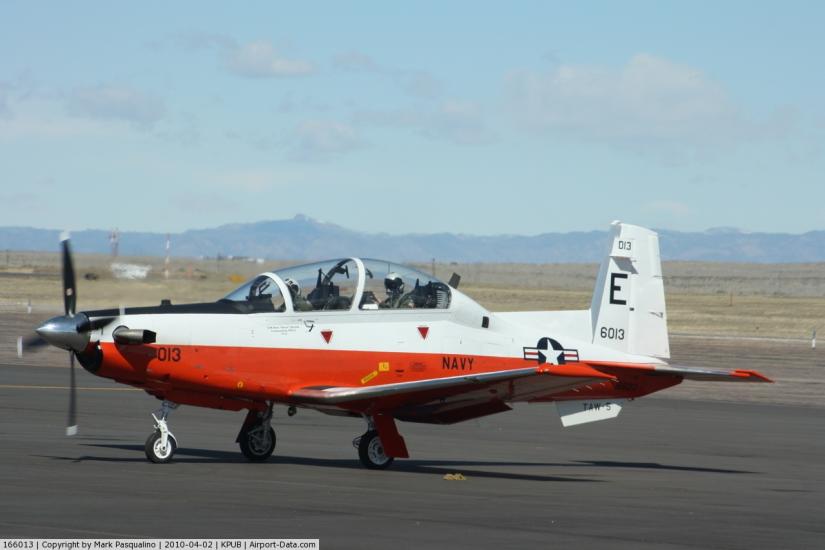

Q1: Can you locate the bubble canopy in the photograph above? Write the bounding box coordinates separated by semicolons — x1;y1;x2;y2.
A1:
358;258;451;310
221;258;451;313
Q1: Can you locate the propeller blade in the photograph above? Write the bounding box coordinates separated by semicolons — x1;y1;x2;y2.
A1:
17;334;49;358
67;352;77;436
76;316;117;333
61;232;76;317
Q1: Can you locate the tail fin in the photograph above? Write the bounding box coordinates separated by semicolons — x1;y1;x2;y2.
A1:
590;221;669;359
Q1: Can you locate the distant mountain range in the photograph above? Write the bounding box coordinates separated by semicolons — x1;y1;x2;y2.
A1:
1;215;824;263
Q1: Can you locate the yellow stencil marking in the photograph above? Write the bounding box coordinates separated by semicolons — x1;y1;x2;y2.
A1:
361;371;378;384
443;473;467;481
378;361;390;372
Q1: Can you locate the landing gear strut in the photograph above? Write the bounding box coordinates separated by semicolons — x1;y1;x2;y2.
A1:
354;416;394;470
145;400;178;464
238;403;276;462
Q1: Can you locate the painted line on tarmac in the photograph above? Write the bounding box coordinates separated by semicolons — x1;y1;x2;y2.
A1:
670;332;809;344
0;384;139;391
0;520;142;538
2;362;73;369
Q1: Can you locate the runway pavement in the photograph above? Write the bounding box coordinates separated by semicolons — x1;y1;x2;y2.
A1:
1;312;822;548
0;359;823;549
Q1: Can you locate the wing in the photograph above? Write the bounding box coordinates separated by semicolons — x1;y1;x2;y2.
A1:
289;367;539;405
288;363;614;422
288;361;770;423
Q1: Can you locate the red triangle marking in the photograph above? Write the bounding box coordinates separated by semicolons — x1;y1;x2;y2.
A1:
321;330;333;344
418;326;429;339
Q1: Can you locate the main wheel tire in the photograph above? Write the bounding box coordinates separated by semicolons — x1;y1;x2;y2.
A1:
239;425;276;462
358;430;394;470
145;431;177;464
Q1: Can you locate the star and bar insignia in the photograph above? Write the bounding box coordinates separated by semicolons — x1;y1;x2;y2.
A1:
523;337;579;365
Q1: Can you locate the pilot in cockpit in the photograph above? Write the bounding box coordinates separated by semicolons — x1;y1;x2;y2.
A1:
381;272;407;309
284;277;313;311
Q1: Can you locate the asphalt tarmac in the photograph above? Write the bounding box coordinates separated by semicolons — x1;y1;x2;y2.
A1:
1;359;822;550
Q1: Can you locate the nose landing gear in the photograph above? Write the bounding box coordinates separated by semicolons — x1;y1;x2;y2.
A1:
145;400;178;464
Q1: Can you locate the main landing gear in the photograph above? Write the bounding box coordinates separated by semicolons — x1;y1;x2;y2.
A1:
145;400;179;464
353;417;394;470
237;403;276;462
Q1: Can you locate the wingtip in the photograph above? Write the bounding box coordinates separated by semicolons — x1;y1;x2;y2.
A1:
732;369;774;383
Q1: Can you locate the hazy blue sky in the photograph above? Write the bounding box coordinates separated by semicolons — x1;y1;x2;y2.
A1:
1;1;822;235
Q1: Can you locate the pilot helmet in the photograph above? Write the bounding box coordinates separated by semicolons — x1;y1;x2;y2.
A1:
283;277;301;297
385;272;404;294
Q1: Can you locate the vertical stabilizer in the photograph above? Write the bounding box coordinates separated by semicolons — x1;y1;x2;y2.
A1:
590;221;669;359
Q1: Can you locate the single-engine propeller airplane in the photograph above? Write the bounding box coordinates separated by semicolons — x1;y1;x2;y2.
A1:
19;222;771;468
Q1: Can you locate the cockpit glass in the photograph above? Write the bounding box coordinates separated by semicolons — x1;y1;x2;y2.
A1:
360;259;451;310
275;259;358;311
222;275;286;312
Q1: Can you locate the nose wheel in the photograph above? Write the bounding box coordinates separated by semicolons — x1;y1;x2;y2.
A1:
145;400;178;464
145;430;178;463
